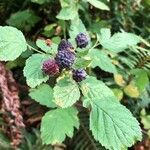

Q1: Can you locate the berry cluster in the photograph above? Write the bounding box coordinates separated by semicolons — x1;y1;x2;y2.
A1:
42;33;90;82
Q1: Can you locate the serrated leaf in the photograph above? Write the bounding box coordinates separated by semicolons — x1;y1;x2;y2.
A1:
54;75;80;108
86;0;109;11
56;4;78;20
36;39;57;54
6;10;40;31
0;26;27;61
81;76;142;150
24;54;50;88
29;84;56;108
99;28;140;53
88;49;117;73
41;107;79;144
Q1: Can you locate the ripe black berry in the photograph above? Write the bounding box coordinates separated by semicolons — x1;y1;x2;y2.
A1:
58;39;73;51
55;50;75;69
75;33;89;48
73;69;87;82
42;59;59;76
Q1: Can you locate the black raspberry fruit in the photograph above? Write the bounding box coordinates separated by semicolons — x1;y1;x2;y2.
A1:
75;33;89;48
73;69;87;82
55;50;75;69
58;39;73;51
42;59;59;76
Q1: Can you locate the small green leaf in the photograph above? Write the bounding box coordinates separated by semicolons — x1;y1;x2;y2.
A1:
41;107;79;144
0;26;27;61
81;76;142;150
99;28;140;53
24;54;50;88
6;10;40;31
57;4;78;20
86;0;109;11
69;17;87;40
88;49;117;73
54;75;80;108
31;0;49;4
29;84;56;108
74;56;91;69
36;39;57;54
131;69;149;93
140;109;150;130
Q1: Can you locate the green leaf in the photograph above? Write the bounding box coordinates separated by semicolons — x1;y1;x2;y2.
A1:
140;109;150;130
0;26;27;61
29;84;56;108
74;56;91;69
24;54;50;88
69;17;87;40
88;49;117;73
56;4;78;20
81;76;142;150
131;69;149;93
41;107;79;144
54;75;80;108
36;39;57;54
86;0;109;11
99;28;140;53
0;131;12;149
6;10;40;31
31;0;49;4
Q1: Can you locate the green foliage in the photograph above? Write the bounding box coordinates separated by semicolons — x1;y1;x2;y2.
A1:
0;0;149;149
41;107;79;144
29;84;56;108
24;54;50;88
36;39;57;54
69;17;87;40
0;131;12;150
54;74;80;108
0;26;27;61
99;28;141;53
31;0;50;5
81;76;142;150
57;0;78;20
6;10;40;31
88;49;117;73
86;0;109;11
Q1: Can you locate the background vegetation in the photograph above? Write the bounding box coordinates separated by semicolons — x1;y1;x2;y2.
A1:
0;0;150;149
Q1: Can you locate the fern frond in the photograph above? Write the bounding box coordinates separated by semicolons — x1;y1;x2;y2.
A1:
118;46;150;71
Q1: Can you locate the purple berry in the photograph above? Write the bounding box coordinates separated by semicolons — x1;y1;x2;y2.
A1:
75;33;89;48
58;39;73;51
73;69;87;82
55;50;75;69
42;59;59;76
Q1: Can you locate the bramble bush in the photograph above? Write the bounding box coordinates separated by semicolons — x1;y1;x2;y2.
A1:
0;0;150;150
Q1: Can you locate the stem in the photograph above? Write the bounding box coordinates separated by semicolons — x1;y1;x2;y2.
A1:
27;43;45;54
89;40;100;51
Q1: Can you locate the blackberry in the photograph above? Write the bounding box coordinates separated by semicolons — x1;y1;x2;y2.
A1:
73;69;87;82
42;59;59;76
58;39;73;51
55;50;75;69
75;33;89;48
